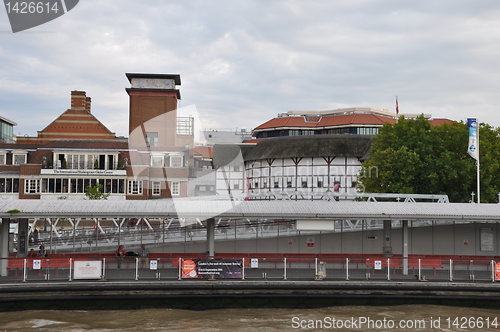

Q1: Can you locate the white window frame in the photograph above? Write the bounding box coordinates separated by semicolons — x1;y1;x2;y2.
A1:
128;180;143;195
169;154;183;168
170;181;180;196
25;179;40;194
152;181;161;196
12;150;27;165
150;153;164;167
0;150;6;165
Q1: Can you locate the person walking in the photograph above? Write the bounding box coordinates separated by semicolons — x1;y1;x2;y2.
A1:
138;244;149;269
115;245;126;269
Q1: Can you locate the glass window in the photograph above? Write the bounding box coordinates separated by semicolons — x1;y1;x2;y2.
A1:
171;181;180;196
13;154;26;165
25;179;40;194
152;181;161;195
146;132;158;147
128;180;143;195
170;156;183;168
151;155;164;167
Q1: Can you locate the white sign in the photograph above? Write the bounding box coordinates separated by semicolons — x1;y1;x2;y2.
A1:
251;258;258;268
41;169;126;176
33;260;41;270
74;261;102;279
150;260;158;270
374;260;382;270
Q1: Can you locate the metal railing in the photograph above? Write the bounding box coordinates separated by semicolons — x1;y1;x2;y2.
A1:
1;256;497;283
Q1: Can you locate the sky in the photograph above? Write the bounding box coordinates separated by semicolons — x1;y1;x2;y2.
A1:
1;0;500;138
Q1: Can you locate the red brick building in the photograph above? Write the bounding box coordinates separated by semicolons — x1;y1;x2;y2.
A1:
0;73;196;200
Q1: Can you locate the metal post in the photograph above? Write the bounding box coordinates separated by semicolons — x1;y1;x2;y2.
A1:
492;260;495;282
449;259;453;281
346;258;349;280
69;258;72;281
315;257;318;279
102;258;106;279
418;258;421;281
135;257;139;281
23;258;27;282
207;218;215;257
178;257;182;280
242;257;245;280
387;258;390;281
0;218;9;277
402;220;408;275
284;257;287;280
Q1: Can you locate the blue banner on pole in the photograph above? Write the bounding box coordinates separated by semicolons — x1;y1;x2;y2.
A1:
467;118;479;161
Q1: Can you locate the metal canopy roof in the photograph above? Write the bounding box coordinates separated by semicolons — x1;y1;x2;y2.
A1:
0;199;499;221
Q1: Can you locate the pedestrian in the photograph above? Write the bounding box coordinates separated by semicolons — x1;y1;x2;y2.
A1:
27;249;37;258
37;245;47;258
33;228;39;244
138;244;149;269
115;245;126;269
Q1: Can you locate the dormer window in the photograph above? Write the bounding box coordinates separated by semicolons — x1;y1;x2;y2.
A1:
12;150;27;165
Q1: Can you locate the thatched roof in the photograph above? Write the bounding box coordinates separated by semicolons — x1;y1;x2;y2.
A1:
212;143;255;167
244;134;373;161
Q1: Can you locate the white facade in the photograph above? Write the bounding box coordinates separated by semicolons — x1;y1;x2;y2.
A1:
245;156;361;200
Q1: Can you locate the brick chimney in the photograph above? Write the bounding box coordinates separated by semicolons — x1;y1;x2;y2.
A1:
85;96;91;113
70;91;87;110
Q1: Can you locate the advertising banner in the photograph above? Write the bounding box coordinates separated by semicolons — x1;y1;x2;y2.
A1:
467;118;479;160
74;260;102;279
495;262;500;281
181;259;243;279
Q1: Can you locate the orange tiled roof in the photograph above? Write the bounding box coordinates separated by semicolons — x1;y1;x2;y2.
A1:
193;146;213;159
254;114;397;130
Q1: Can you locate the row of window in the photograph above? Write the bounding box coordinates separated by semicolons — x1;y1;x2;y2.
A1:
257;127;380;138
0;152;27;165
249;177;357;190
23;178;180;196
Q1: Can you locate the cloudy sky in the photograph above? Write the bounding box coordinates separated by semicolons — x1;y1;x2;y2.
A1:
1;0;499;138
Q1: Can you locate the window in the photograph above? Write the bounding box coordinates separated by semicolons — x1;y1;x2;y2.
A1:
0;152;6;165
128;180;143;195
170;155;183;168
146;132;158;147
274;180;279;188
152;181;161;195
13;153;26;165
151;155;164;167
25;179;40;194
233;166;240;172
233;183;240;190
317;180;323;188
0;178;19;193
171;181;180;196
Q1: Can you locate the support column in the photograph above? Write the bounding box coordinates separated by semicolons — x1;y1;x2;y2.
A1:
383;220;393;257
402;220;409;275
0;218;9;277
17;218;29;258
206;218;215;258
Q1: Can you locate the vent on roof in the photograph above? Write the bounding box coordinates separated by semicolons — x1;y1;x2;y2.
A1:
305;116;321;123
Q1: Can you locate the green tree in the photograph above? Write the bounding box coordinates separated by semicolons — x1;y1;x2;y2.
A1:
359;115;500;202
85;183;110;200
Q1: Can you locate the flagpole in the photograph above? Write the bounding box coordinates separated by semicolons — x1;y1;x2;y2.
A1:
477;120;480;203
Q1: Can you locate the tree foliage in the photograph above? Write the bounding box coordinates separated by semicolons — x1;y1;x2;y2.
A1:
359;115;500;203
85;183;110;200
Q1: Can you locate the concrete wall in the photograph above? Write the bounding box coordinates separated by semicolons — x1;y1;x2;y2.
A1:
153;222;500;256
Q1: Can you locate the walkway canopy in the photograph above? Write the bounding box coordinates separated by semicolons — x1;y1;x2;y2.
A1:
0;199;499;221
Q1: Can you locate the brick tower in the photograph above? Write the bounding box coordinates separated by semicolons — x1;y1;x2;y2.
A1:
126;73;181;148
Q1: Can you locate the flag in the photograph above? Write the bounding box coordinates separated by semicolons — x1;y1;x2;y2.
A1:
396;97;399;114
467;118;479;160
